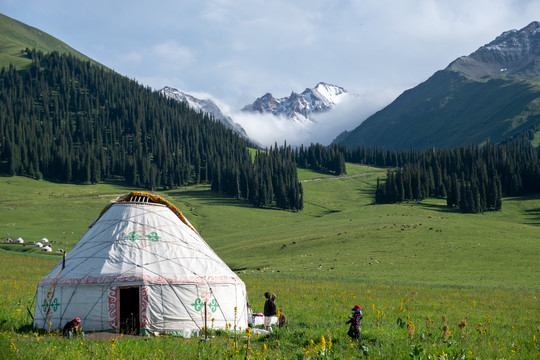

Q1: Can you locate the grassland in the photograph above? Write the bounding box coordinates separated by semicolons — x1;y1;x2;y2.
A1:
0;164;539;359
0;13;103;71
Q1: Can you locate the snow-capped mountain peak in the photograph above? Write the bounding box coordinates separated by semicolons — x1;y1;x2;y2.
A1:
242;82;349;124
159;86;247;138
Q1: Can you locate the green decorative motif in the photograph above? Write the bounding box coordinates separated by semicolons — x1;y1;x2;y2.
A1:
208;299;219;312
191;298;203;311
190;297;220;312
126;231;161;242
42;297;61;312
126;231;142;242
145;231;161;242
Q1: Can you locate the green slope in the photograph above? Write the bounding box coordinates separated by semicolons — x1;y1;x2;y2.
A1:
1;166;539;290
0;13;102;69
338;70;540;150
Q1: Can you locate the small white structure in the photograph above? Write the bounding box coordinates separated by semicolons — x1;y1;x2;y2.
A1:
41;246;52;252
41;238;49;243
15;237;24;244
35;242;43;248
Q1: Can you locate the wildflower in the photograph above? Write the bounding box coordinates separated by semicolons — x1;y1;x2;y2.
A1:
407;321;415;338
320;335;326;349
443;324;449;339
262;343;267;352
458;320;467;331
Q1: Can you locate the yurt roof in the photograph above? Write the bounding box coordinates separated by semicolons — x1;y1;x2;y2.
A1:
90;191;198;234
38;192;241;287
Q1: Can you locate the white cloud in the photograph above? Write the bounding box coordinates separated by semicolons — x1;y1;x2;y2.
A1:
229;88;399;147
153;41;195;70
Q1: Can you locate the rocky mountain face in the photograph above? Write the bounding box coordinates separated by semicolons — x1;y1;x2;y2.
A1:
242;82;348;124
335;21;540;150
159;86;248;138
448;21;540;80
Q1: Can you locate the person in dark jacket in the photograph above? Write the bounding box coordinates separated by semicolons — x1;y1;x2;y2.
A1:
346;305;363;341
62;317;82;338
263;291;276;332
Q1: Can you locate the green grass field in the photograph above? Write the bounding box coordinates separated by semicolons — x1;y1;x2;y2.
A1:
0;13;104;72
0;164;539;359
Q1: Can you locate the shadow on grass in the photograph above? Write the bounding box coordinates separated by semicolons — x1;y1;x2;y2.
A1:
523;207;540;225
356;185;378;199
167;189;287;212
303;201;342;218
18;324;35;333
415;202;460;214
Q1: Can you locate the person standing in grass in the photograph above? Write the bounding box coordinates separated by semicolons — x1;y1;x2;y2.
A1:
346;305;363;342
263;291;276;332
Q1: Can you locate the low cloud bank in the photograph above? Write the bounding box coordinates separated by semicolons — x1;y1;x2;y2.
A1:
230;89;398;148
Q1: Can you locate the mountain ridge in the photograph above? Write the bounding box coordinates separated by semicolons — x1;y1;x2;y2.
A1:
242;82;349;124
335;21;540;150
159;86;248;138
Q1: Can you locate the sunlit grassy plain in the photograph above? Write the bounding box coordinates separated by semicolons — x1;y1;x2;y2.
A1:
0;163;538;359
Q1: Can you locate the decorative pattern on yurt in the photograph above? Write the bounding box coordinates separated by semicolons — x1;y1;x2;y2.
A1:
34;192;248;336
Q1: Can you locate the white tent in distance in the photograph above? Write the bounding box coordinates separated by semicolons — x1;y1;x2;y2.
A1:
34;192;248;336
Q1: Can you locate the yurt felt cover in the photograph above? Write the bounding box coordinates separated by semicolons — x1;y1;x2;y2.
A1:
34;192;248;335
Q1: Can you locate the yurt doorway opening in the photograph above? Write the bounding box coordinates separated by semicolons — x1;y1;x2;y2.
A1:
119;287;140;334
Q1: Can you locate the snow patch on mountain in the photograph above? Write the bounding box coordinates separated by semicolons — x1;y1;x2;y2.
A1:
159;86;248;138
447;21;540;79
241;82;350;125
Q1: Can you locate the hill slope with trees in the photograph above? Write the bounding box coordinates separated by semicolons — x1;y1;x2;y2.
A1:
0;50;303;210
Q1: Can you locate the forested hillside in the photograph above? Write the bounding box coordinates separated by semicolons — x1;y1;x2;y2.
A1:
293;142;540;213
0;50;303;210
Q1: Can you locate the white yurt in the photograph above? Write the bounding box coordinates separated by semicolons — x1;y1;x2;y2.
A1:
34;192;248;336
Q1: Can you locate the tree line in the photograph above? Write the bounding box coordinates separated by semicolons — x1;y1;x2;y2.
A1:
293;143;346;175
0;49;303;211
292;141;540;213
370;141;540;213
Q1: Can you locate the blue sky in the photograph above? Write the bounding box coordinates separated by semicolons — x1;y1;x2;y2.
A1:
1;0;538;145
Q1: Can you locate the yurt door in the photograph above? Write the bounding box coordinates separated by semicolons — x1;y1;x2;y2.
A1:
119;286;140;334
